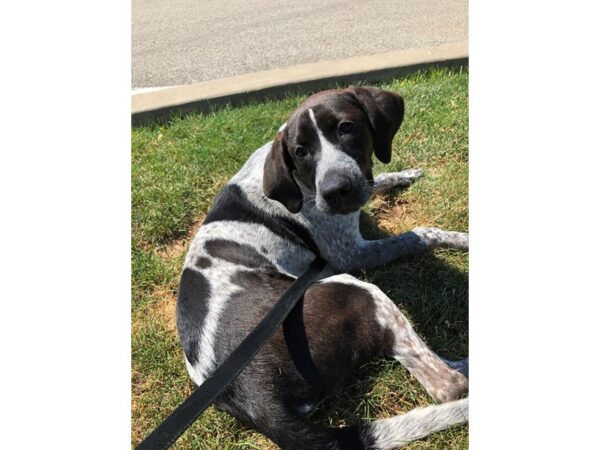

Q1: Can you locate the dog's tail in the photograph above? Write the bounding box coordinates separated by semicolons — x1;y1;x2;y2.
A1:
280;398;468;450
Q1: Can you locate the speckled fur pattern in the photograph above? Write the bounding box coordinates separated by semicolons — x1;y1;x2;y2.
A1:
175;87;469;449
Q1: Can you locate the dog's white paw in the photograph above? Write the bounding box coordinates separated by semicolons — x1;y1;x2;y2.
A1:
412;227;469;251
398;168;424;182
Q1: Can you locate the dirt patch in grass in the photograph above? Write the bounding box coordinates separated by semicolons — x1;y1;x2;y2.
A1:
131;286;178;337
156;214;205;261
149;287;178;335
377;200;417;234
132;288;178;337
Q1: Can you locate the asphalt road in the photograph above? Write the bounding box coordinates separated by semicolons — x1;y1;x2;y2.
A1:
132;0;467;88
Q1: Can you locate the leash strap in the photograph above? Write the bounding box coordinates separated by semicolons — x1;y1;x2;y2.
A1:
136;256;329;450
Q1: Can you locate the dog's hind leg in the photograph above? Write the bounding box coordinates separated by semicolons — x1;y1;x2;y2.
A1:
373;285;468;403
284;399;469;450
365;398;468;449
373;168;424;194
313;274;469;403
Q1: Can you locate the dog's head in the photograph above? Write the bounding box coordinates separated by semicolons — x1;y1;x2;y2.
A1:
263;87;404;214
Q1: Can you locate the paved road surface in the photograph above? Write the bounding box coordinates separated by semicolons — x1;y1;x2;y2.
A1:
132;0;467;88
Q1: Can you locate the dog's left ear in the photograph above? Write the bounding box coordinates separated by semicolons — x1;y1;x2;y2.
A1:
263;129;303;213
347;87;404;164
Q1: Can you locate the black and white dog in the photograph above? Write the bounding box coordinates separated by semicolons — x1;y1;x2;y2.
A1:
176;87;469;449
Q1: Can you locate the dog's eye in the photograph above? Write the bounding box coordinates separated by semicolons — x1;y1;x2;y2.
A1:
295;146;307;157
339;121;355;134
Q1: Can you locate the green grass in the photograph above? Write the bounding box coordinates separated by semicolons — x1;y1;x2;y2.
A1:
132;67;469;449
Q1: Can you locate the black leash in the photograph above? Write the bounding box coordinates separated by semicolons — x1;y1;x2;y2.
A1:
136;256;330;450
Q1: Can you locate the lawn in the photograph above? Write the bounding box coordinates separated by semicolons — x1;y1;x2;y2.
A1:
132;67;469;449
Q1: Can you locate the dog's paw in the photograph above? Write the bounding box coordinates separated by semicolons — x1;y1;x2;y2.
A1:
397;168;424;183
430;366;469;403
446;231;469;251
412;227;469;251
373;169;424;193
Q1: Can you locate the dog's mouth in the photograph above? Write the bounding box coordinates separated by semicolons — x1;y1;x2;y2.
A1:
315;185;373;215
324;202;365;215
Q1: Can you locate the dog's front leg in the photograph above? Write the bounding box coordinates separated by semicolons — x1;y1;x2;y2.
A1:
338;227;468;272
373;168;424;194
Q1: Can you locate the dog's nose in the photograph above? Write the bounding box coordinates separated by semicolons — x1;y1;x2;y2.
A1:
321;173;353;205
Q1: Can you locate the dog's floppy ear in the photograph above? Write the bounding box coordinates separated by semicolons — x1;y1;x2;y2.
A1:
348;86;404;164
263;129;303;213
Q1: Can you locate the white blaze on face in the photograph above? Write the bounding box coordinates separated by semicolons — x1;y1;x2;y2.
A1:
307;108;362;210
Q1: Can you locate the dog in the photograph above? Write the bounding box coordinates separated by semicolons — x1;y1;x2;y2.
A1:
176;86;469;449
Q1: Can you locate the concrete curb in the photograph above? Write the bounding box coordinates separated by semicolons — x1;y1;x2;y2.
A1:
132;41;468;127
